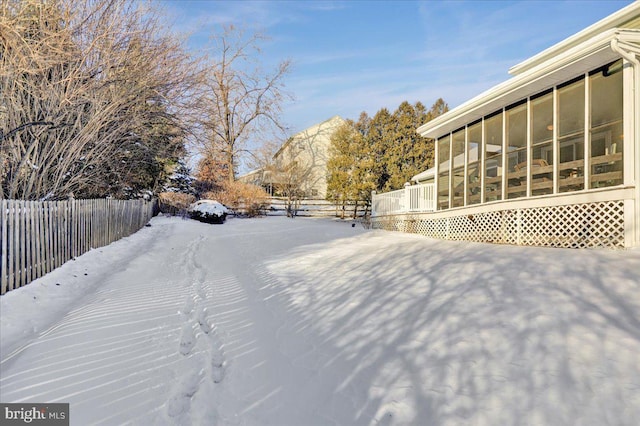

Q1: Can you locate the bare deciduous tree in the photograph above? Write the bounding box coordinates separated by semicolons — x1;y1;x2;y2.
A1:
197;25;291;183
273;161;308;218
1;0;198;200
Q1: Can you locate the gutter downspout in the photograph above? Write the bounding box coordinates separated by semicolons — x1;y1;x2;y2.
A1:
611;36;640;247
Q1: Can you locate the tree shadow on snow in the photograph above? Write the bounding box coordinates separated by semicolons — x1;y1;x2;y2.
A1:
263;232;640;425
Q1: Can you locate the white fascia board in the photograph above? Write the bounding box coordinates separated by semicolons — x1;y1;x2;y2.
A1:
237;169;263;178
412;167;435;182
417;29;623;139
509;2;640;76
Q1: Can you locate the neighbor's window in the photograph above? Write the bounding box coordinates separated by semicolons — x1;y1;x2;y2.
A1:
484;111;503;202
530;89;554;195
466;121;482;205
590;59;623;188
438;135;451;210
506;101;527;199
451;128;465;207
558;76;585;192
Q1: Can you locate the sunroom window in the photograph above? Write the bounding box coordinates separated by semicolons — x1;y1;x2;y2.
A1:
466;121;482;205
558;76;585;192
484;112;503;202
451;129;465;207
506;102;527;199
437;135;450;210
590;59;623;188
530;90;554;196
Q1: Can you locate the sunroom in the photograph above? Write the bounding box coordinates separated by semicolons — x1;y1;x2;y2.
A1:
371;5;640;249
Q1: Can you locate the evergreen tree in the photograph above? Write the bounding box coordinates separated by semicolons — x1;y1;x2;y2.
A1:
165;159;195;194
326;117;375;217
427;97;449;121
366;108;394;191
326;97;449;210
384;101;433;191
327;123;354;207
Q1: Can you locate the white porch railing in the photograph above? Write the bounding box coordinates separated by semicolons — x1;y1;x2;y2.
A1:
372;183;435;216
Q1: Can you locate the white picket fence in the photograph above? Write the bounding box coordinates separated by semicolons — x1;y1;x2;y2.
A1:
1;198;155;295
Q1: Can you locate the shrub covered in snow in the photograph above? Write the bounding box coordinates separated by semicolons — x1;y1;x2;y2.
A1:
187;200;229;224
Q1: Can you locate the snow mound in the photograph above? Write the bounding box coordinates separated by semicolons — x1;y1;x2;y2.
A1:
188;200;229;216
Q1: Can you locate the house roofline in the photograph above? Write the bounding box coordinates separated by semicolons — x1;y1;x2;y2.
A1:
273;115;345;159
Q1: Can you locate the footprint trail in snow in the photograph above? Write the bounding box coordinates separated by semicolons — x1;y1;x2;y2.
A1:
167;239;227;422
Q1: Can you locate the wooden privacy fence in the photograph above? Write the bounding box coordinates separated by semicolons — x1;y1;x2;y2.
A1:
1;198;155;295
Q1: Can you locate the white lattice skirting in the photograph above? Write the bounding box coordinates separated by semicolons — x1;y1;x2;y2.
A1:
371;200;627;249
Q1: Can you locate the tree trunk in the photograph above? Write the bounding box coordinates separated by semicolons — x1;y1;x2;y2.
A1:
227;151;235;183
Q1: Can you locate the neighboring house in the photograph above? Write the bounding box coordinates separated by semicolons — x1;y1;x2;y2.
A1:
273;115;345;199
237;168;268;191
239;116;345;198
372;2;640;249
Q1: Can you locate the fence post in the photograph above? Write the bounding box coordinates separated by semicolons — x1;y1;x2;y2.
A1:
371;191;377;217
19;200;26;289
33;201;42;280
25;201;33;284
1;200;7;295
404;182;411;213
9;201;16;291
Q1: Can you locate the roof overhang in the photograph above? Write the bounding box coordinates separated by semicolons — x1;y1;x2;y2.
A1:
412;167;435;183
417;29;639;140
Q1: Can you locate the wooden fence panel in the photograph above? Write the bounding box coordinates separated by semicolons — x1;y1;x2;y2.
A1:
0;198;155;295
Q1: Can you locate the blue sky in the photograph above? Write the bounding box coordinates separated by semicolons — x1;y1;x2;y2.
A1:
159;0;633;136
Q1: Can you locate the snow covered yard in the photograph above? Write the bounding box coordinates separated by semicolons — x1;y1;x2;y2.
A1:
1;216;639;425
